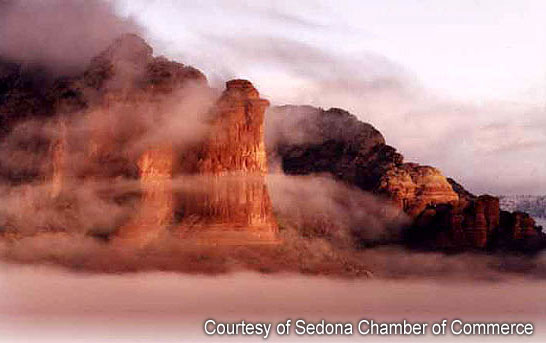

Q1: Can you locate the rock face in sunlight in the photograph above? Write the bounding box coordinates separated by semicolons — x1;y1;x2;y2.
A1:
198;80;269;174
268;105;545;252
0;34;542;255
175;80;279;244
0;34;279;247
116;145;174;246
49;120;67;198
377;163;459;217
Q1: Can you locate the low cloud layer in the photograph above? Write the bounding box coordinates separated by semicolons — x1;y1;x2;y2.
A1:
2;265;546;342
0;0;141;75
1;173;546;279
0;0;544;280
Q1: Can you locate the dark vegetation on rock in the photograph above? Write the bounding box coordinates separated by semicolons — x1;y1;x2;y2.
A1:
267;106;545;253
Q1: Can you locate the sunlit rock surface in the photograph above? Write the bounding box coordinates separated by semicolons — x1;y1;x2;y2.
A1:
116;145;174;246
175;80;279;244
0;35;279;246
377;163;459;217
0;34;542;252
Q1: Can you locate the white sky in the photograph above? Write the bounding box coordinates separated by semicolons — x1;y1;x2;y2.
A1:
114;0;546;195
331;0;546;104
115;0;546;104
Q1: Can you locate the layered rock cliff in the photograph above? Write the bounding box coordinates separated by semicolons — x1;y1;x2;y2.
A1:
0;34;279;246
267;105;545;252
0;34;543;253
377;163;459;217
116;145;174;245
174;80;278;244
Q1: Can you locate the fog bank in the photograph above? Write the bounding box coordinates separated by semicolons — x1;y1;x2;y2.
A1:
1;264;546;342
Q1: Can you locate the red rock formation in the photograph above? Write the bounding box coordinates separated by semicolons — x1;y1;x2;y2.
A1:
82;34;206;95
501;211;537;240
378;163;459;217
49;119;68;197
269;105;544;251
270;106;459;217
198;80;269;174
449;195;499;248
1;34;542;253
467;195;500;247
175;80;279;244
0;35;279;246
116;145;174;245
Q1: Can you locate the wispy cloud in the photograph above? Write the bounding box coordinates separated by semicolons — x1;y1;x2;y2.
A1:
0;0;141;75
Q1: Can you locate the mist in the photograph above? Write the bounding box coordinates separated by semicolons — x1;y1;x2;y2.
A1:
2;264;546;342
1;4;546;343
0;0;141;75
115;0;546;195
2;172;546;279
0;0;545;280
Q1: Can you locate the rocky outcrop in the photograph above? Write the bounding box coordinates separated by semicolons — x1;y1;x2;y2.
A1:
0;34;542;252
175;80;279;244
410;194;500;249
95;45;279;244
55;34;206;110
116;145;174;246
447;177;477;203
377;163;459;217
268;106;458;215
268;105;545;252
269;106;392;190
0;34;207;184
0;35;279;246
499;211;539;242
198;80;269;174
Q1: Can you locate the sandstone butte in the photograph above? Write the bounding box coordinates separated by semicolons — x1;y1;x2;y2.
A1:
114;78;279;246
1;34;279;246
0;34;544;252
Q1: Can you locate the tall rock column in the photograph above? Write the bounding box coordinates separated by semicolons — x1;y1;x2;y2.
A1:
116;145;174;246
177;80;279;244
49;119;68;198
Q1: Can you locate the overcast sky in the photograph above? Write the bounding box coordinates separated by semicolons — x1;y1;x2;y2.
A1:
113;0;546;195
